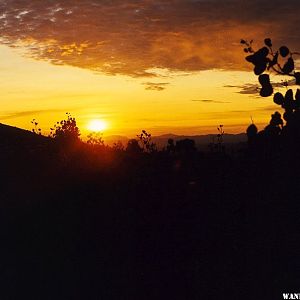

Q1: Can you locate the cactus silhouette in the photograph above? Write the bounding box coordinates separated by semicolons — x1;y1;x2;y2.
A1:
242;39;300;150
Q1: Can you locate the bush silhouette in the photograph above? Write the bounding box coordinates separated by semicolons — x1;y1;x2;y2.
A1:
50;112;80;145
137;130;157;153
112;141;124;152
208;125;226;153
126;138;142;154
166;138;175;153
87;132;104;147
175;138;196;154
31;119;42;135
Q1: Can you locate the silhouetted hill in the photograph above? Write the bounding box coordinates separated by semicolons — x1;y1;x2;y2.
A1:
0;123;49;148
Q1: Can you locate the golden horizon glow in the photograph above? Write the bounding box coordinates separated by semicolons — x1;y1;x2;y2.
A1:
0;45;286;138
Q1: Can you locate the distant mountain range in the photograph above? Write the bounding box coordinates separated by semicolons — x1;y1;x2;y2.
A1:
104;132;247;149
0;123;247;150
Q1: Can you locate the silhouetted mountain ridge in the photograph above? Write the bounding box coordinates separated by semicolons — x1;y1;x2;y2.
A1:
153;132;246;143
0;123;49;149
105;132;247;148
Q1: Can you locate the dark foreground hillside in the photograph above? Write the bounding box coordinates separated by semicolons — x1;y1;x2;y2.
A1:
1;124;300;300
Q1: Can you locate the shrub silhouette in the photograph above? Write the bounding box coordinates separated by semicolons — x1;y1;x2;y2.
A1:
175;138;196;154
31;119;42;135
50;112;80;145
137;130;157;153
209;125;225;153
166;138;175;153
126;138;142;154
112;140;124;152
87;132;104;146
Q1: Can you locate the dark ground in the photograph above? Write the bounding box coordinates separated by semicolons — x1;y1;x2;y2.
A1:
1;127;300;300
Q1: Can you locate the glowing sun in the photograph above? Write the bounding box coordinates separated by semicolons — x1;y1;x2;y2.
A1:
87;119;108;132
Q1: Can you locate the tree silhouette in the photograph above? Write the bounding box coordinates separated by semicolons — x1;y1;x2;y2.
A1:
166;138;175;153
87;132;104;146
50;113;80;145
175;138;196;154
112;141;124;152
126;139;142;154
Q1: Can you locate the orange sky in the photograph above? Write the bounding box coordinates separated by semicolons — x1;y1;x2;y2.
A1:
0;0;298;137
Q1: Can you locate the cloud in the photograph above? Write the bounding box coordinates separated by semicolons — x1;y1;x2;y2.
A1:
261;105;282;112
143;82;169;91
191;99;231;103
225;79;297;95
230;105;280;113
0;109;68;120
224;84;259;95
1;0;300;77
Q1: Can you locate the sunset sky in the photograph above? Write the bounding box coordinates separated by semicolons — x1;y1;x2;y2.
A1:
0;0;299;137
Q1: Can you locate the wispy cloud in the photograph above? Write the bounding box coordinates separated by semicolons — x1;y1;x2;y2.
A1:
224;84;259;95
0;109;67;121
229;105;280;113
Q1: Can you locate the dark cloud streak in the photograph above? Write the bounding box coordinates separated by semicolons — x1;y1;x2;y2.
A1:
0;109;67;120
191;99;231;103
143;82;169;91
225;79;297;95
